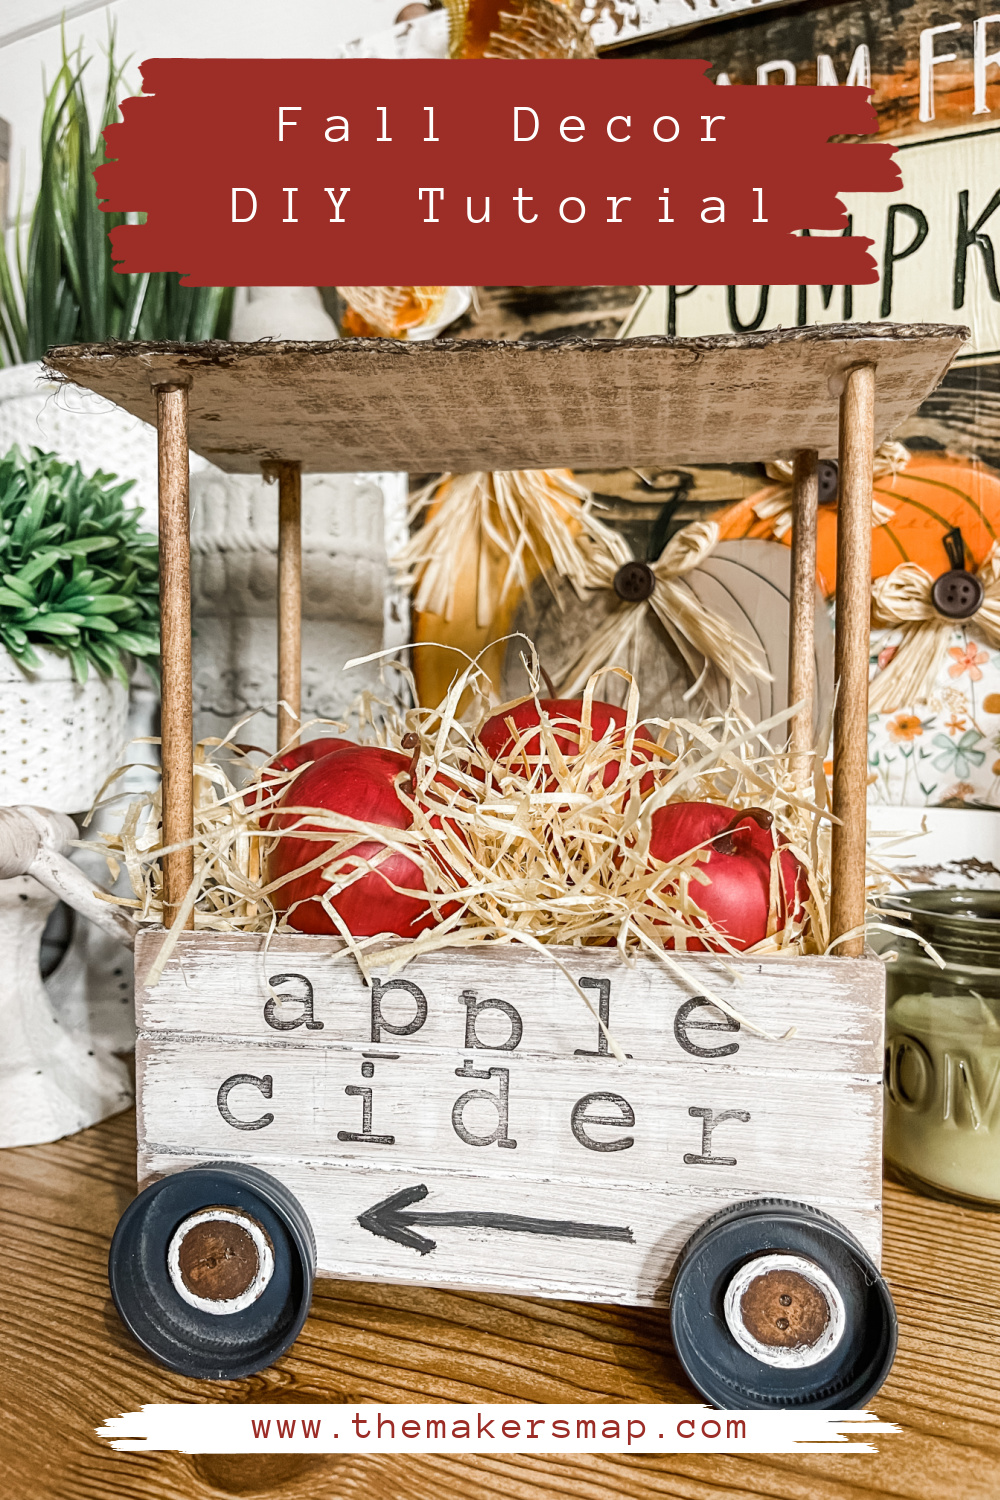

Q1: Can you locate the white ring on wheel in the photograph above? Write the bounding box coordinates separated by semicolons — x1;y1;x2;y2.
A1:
723;1252;846;1369
167;1208;275;1316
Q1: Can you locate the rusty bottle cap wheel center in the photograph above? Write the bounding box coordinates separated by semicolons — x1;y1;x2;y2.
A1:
179;1221;259;1301
613;560;656;603
167;1208;275;1316
723;1252;846;1369
740;1269;830;1349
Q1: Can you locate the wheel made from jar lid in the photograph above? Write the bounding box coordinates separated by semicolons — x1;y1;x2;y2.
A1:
108;1163;316;1380
670;1199;897;1408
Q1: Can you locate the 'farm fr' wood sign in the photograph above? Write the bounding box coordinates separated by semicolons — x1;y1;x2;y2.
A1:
96;59;900;286
135;933;884;1304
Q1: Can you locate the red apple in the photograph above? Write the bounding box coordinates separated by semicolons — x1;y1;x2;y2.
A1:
273;737;356;773
478;697;655;790
246;736;356;824
647;801;808;951
267;745;452;937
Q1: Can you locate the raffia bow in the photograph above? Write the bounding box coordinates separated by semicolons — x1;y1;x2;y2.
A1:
554;520;769;703
395;469;617;629
868;544;1000;712
752;440;909;538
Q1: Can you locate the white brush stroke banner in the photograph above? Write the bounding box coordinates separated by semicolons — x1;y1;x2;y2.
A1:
99;1404;900;1454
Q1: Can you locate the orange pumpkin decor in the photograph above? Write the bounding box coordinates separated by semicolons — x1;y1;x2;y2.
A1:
715;451;1000;598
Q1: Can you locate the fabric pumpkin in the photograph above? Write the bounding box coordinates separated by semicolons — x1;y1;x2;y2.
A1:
716;452;1000;598
501;537;835;747
867;620;1000;807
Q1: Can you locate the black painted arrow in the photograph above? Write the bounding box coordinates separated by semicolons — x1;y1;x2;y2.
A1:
357;1183;634;1255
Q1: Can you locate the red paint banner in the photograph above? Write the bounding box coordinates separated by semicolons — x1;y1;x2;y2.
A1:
97;59;900;287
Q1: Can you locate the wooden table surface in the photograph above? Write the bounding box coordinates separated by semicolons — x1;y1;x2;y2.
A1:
2;1110;998;1500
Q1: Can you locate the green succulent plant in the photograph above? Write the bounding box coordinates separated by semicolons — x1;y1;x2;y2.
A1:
0;444;159;687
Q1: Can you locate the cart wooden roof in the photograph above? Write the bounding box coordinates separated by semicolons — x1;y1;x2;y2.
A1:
44;322;967;474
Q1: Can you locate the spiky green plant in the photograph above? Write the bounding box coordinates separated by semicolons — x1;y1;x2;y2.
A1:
0;444;159;687
0;35;232;365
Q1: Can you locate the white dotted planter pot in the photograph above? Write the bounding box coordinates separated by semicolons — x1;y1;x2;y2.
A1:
0;648;132;1147
0;647;129;812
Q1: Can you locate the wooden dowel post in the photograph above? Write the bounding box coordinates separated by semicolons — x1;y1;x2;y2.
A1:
830;365;876;957
787;448;818;784
155;382;194;929
274;460;302;750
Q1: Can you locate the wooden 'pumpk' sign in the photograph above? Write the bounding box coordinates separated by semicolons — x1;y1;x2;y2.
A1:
96;59;900;285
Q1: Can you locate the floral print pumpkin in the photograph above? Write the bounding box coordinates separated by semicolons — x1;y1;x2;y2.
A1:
868;623;1000;807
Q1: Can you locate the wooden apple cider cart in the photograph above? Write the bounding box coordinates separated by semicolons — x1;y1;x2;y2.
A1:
44;323;966;1406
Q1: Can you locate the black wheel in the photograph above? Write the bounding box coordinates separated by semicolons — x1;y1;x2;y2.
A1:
108;1162;315;1380
670;1198;897;1409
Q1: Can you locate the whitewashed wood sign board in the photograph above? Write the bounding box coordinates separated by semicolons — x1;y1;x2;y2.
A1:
135;934;885;1306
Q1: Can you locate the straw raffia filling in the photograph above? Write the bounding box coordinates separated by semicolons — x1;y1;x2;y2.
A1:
89;647;899;1001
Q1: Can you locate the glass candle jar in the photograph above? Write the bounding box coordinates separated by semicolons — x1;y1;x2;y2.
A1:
875;890;1000;1209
